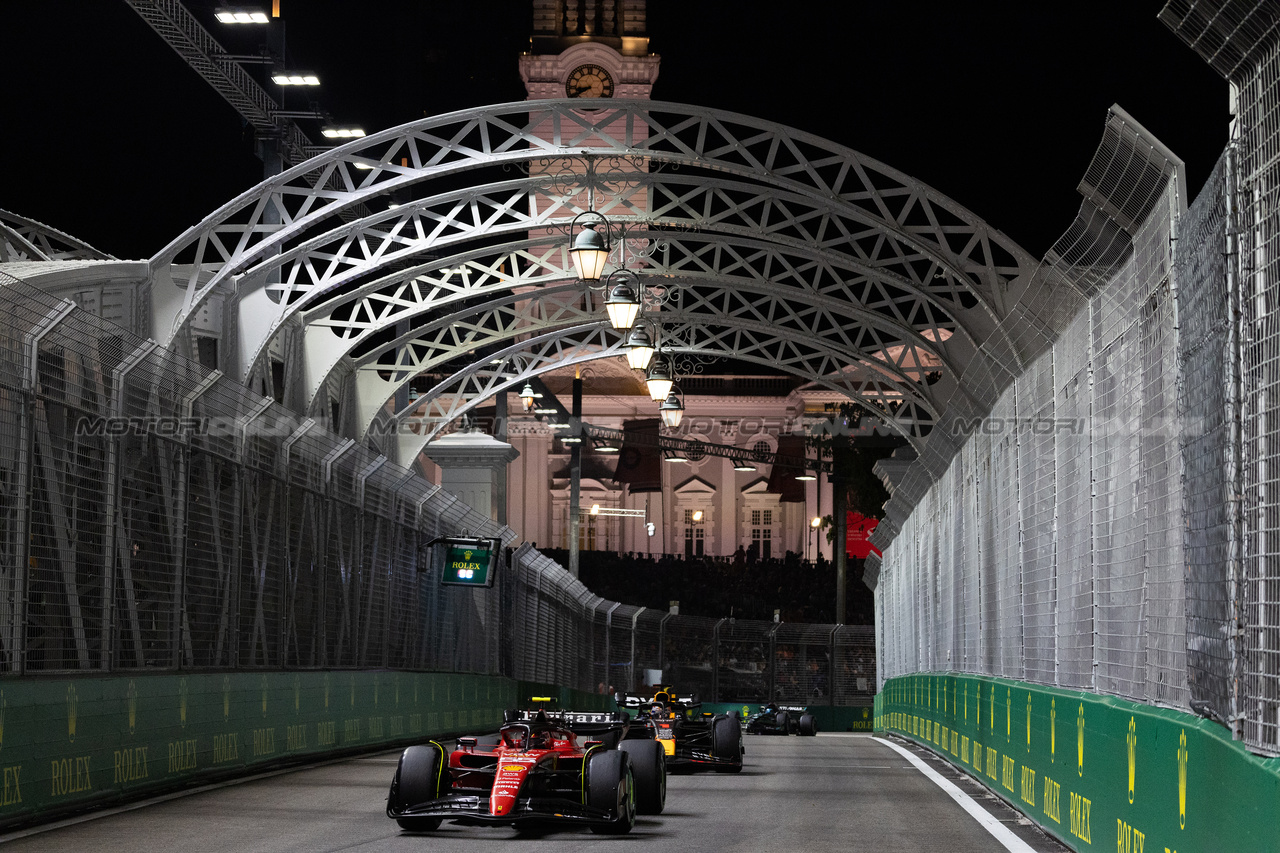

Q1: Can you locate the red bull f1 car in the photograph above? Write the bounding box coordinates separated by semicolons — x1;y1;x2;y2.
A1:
386;704;666;835
744;702;818;736
618;689;743;773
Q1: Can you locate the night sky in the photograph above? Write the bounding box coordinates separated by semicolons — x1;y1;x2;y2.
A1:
3;1;1227;262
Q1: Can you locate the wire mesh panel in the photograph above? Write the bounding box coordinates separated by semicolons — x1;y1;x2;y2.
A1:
716;618;773;702
1092;320;1147;701
1019;352;1059;685
661;615;718;700
774;623;835;704
991;390;1024;681
1055;309;1095;690
1178;152;1234;722
1234;33;1280;753
833;625;877;703
632;608;667;691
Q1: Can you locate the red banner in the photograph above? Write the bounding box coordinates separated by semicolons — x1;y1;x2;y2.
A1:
846;511;881;558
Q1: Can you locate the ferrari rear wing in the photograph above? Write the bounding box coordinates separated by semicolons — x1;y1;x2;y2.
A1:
505;708;631;739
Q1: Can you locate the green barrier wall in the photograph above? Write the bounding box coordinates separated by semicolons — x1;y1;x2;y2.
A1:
0;671;608;831
875;674;1280;853
699;702;875;732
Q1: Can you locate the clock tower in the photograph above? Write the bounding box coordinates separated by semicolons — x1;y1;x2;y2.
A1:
519;1;660;100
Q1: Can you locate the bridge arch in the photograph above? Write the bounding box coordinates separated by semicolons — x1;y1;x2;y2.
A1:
149;99;1068;475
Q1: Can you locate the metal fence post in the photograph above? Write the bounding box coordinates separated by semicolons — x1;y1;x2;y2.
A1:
13;300;77;675
278;418;316;667
604;602;620;693
104;340;159;670
174;369;223;668
355;454;386;667
829;625;840;707
767;621;781;700
629;607;645;695
712;618;726;702
319;438;356;668
658;611;673;678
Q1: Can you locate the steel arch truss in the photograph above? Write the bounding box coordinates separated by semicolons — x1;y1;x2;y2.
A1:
342;276;953;444
152;99;1050;466
377;322;935;465
1;209;115;262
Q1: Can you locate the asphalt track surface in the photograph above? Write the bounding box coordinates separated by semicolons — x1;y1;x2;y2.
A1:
0;733;1071;852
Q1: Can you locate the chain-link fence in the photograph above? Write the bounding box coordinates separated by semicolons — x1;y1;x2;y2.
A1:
875;108;1193;713
874;4;1280;756
0;269;873;704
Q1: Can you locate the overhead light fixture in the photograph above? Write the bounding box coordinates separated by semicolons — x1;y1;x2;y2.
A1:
795;473;817;481
562;436;583;444
645;356;674;402
733;462;757;472
569;221;609;282
352;162;374;170
549;422;571;430
595;441;620;453
692;510;704;522
215;8;270;23
658;387;685;428
665;450;688;463
322;126;366;139
603;275;641;330
624;324;656;371
534;406;559;415
272;72;320;86
590;504;601;515
518;382;537;411
810;516;824;528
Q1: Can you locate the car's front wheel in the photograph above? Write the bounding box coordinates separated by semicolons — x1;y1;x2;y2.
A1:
712;714;743;772
389;744;445;832
587;750;636;834
619;738;666;814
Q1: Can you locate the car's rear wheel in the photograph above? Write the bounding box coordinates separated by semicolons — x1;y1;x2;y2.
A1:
711;714;743;772
776;710;791;734
619;738;666;814
798;713;818;736
587;750;635;834
390;744;445;832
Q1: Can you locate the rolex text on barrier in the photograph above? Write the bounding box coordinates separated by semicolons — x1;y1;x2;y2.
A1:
875;674;1280;853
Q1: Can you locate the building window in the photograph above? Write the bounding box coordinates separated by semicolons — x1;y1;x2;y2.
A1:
684;526;704;557
683;509;705;557
749;509;773;560
579;517;598;551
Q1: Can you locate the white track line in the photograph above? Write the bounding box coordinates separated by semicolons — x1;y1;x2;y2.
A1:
873;737;1037;853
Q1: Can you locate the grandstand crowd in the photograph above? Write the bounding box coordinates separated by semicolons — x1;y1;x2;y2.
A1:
542;548;876;625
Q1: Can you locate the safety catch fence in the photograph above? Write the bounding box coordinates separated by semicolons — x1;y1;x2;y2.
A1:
0;269;873;705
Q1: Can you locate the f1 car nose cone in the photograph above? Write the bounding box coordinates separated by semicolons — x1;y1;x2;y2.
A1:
490;759;535;815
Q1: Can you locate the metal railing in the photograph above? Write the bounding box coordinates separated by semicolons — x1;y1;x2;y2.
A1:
0;269;872;703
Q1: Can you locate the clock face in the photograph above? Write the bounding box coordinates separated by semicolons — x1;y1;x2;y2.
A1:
565;64;614;98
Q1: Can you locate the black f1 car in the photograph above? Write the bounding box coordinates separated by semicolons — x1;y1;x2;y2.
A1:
744;702;818;736
617;689;743;773
387;704;666;834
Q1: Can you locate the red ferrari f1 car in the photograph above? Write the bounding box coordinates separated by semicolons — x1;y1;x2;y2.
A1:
387;705;666;834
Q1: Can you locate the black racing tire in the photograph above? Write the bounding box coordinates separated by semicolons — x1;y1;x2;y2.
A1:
619;738;666;814
798;713;817;736
711;714;743;772
391;744;445;832
587;750;636;834
776;711;791;734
